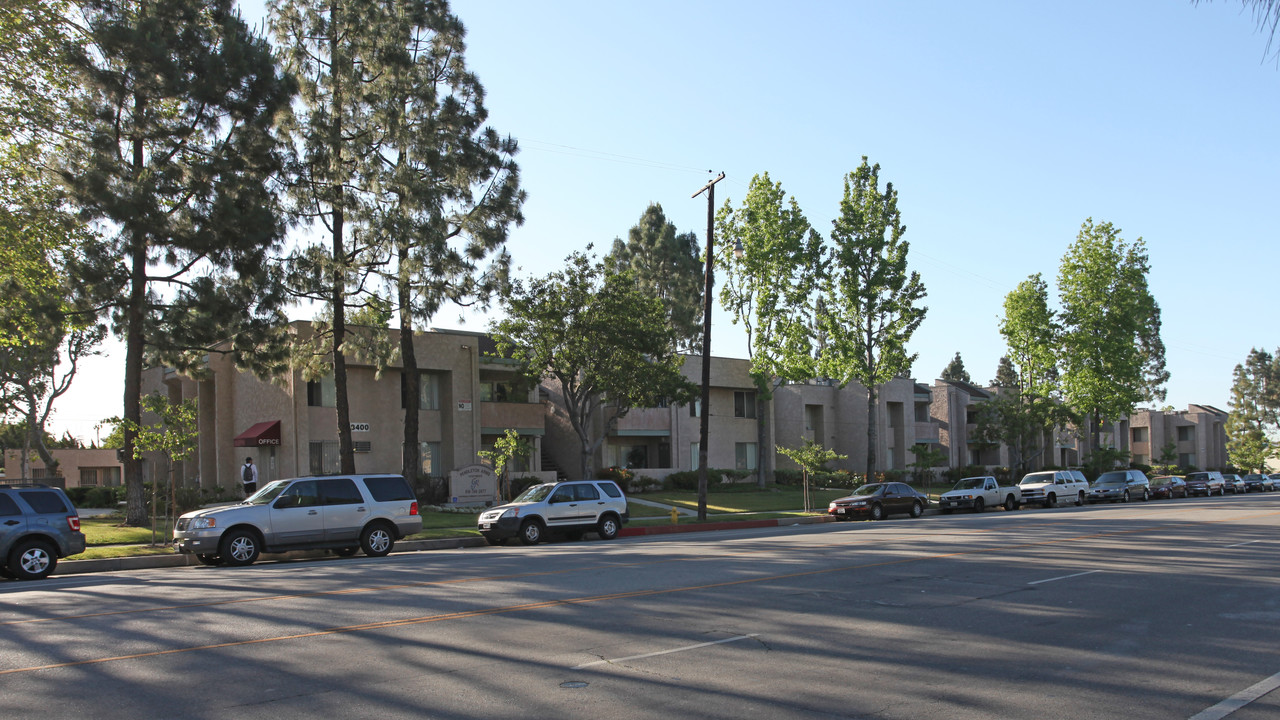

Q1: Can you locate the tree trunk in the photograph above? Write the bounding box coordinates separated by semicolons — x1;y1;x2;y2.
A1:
755;377;769;489
123;111;147;525
399;265;421;482
865;385;878;479
329;9;354;475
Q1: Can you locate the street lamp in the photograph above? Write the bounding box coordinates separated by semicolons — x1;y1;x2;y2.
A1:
691;172;725;522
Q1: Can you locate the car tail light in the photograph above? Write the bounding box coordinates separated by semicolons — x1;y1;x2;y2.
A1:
409;501;419;516
67;515;81;531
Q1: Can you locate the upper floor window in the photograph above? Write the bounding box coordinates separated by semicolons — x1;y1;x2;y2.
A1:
1177;425;1194;443
734;391;756;418
307;376;336;408
1131;427;1149;443
401;372;441;410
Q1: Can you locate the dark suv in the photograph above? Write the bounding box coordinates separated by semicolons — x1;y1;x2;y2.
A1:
0;484;86;580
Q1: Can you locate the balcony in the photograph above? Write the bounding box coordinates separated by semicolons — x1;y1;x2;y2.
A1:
480;401;545;433
611;407;672;436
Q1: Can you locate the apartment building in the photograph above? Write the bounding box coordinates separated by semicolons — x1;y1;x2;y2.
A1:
545;354;941;481
1128;404;1229;469
138;323;550;494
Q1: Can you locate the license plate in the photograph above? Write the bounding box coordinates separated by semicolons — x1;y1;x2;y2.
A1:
480;523;490;530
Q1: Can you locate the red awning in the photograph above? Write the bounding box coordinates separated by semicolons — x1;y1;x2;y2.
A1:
233;421;281;447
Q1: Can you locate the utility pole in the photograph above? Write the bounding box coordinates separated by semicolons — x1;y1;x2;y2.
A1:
691;171;724;522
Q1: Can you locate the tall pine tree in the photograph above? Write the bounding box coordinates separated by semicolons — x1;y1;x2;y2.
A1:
65;0;294;524
607;203;703;353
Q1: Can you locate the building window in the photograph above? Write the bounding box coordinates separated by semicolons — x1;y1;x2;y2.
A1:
80;469;99;487
402;372;441;410
734;391;756;418
1176;426;1194;443
420;441;441;476
612;443;649;469
309;441;339;475
735;442;758;471
689;399;701;418
1179;452;1196;467
1132;427;1149;443
915;403;930;422
307;376;336;408
690;442;700;470
657;442;671;468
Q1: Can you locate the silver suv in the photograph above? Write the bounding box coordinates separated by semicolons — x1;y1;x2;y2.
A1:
0;484;86;580
478;480;628;546
174;474;423;567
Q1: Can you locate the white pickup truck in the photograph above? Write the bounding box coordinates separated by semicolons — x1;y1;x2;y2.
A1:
938;476;1021;513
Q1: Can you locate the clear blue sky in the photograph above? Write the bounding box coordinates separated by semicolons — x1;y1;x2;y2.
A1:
50;0;1280;442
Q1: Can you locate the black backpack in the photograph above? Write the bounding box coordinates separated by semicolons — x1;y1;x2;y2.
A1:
243;464;253;483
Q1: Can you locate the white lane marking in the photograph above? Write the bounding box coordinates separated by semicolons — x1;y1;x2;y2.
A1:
1188;670;1280;720
1226;540;1264;548
1027;569;1103;586
572;634;760;669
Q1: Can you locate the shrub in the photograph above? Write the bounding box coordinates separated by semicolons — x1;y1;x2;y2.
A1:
774;468;802;486
663;469;737;491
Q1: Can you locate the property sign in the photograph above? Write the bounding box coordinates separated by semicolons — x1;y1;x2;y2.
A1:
450;464;497;504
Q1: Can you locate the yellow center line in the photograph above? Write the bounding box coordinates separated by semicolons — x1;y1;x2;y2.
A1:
4;507;1277;677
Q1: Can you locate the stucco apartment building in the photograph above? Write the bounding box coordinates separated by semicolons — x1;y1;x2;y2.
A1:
923;378;1228;474
2;448;123;489
546;354;941;481
138;323;551;493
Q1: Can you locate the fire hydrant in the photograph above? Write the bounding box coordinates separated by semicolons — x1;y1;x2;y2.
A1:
670;506;679;524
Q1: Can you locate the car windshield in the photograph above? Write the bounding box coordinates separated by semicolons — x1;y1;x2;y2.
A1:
1151;477;1171;486
1185;474;1207;482
513;484;554;503
1019;473;1054;485
245;480;289;505
850;484;885;496
1094;472;1126;485
953;477;987;490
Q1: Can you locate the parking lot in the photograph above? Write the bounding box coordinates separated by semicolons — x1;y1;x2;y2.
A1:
2;492;1279;719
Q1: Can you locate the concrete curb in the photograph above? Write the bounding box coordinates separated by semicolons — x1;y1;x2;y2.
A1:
621;514;836;536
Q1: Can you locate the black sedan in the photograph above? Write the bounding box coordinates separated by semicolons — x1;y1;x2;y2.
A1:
1148;475;1187;499
828;482;928;521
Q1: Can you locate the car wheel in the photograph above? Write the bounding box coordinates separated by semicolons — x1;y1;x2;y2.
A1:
195;553;223;566
909;500;923;518
1045;493;1057;509
596;515;620;540
518;519;544;545
869;503;885;521
1076;491;1085;506
973;497;985;514
1122;490;1130;503
1141;488;1149;502
360;524;395;557
1004;495;1017;512
220;529;261;567
7;539;57;580
334;547;359;557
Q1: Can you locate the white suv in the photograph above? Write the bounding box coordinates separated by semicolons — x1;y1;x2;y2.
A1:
478;480;629;546
1017;470;1088;508
174;474;422;566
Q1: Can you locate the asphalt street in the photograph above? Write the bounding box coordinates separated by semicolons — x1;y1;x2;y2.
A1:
3;493;1279;719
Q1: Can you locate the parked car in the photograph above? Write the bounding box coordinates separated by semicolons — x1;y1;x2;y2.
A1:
1017;470;1088;508
1221;473;1246;494
478;479;629;546
1241;474;1274;492
0;484;86;580
938;476;1021;513
1148;475;1187;499
1087;470;1151;503
173;474;423;566
1183;471;1226;497
828;482;928;521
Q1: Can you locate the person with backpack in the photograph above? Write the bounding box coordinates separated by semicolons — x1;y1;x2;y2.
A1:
241;457;258;497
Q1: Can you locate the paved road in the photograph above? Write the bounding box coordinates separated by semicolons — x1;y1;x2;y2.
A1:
3;493;1280;719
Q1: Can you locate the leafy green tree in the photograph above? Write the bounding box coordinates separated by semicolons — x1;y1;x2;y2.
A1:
64;0;295;525
907;443;946;486
1058;219;1168;452
0;0;84;152
715;173;825;487
272;0;397;474
777;440;846;513
941;352;971;383
991;356;1019;388
608;203;703;353
817;158;927;477
124;393;198;544
478;428;531;501
492;250;697;481
1226;348;1279;472
358;0;525;483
